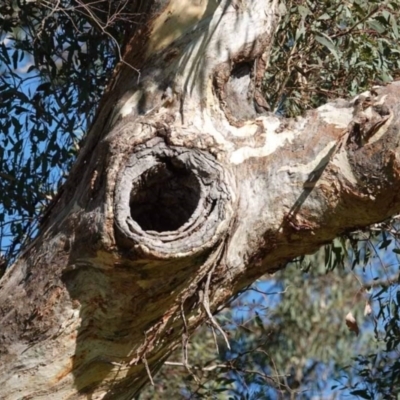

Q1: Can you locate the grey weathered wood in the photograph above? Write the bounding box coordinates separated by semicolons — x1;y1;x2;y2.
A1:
114;137;234;257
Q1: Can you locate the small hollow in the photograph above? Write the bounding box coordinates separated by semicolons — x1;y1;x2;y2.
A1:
129;158;200;232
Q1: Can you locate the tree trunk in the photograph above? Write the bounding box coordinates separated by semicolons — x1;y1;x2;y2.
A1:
2;0;400;398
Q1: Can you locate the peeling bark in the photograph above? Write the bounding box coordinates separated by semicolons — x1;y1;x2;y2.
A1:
1;0;400;398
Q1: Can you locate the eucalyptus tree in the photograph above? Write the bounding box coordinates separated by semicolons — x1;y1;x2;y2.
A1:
1;0;400;399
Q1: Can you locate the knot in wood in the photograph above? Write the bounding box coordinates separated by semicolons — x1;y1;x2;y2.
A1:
114;138;234;258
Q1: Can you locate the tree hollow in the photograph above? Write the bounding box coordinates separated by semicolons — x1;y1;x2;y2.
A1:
129;158;200;232
114;138;234;258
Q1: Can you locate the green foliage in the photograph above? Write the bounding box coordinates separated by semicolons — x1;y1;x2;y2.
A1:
142;226;400;398
265;0;400;117
0;0;130;262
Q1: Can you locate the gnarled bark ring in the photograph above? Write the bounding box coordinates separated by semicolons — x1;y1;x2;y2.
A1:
114;138;234;258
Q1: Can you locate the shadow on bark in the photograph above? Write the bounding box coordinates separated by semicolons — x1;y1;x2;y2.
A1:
62;138;234;396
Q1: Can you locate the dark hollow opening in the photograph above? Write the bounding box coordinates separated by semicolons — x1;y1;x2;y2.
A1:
129;158;201;232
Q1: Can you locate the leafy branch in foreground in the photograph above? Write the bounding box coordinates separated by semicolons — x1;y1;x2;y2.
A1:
0;0;139;263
